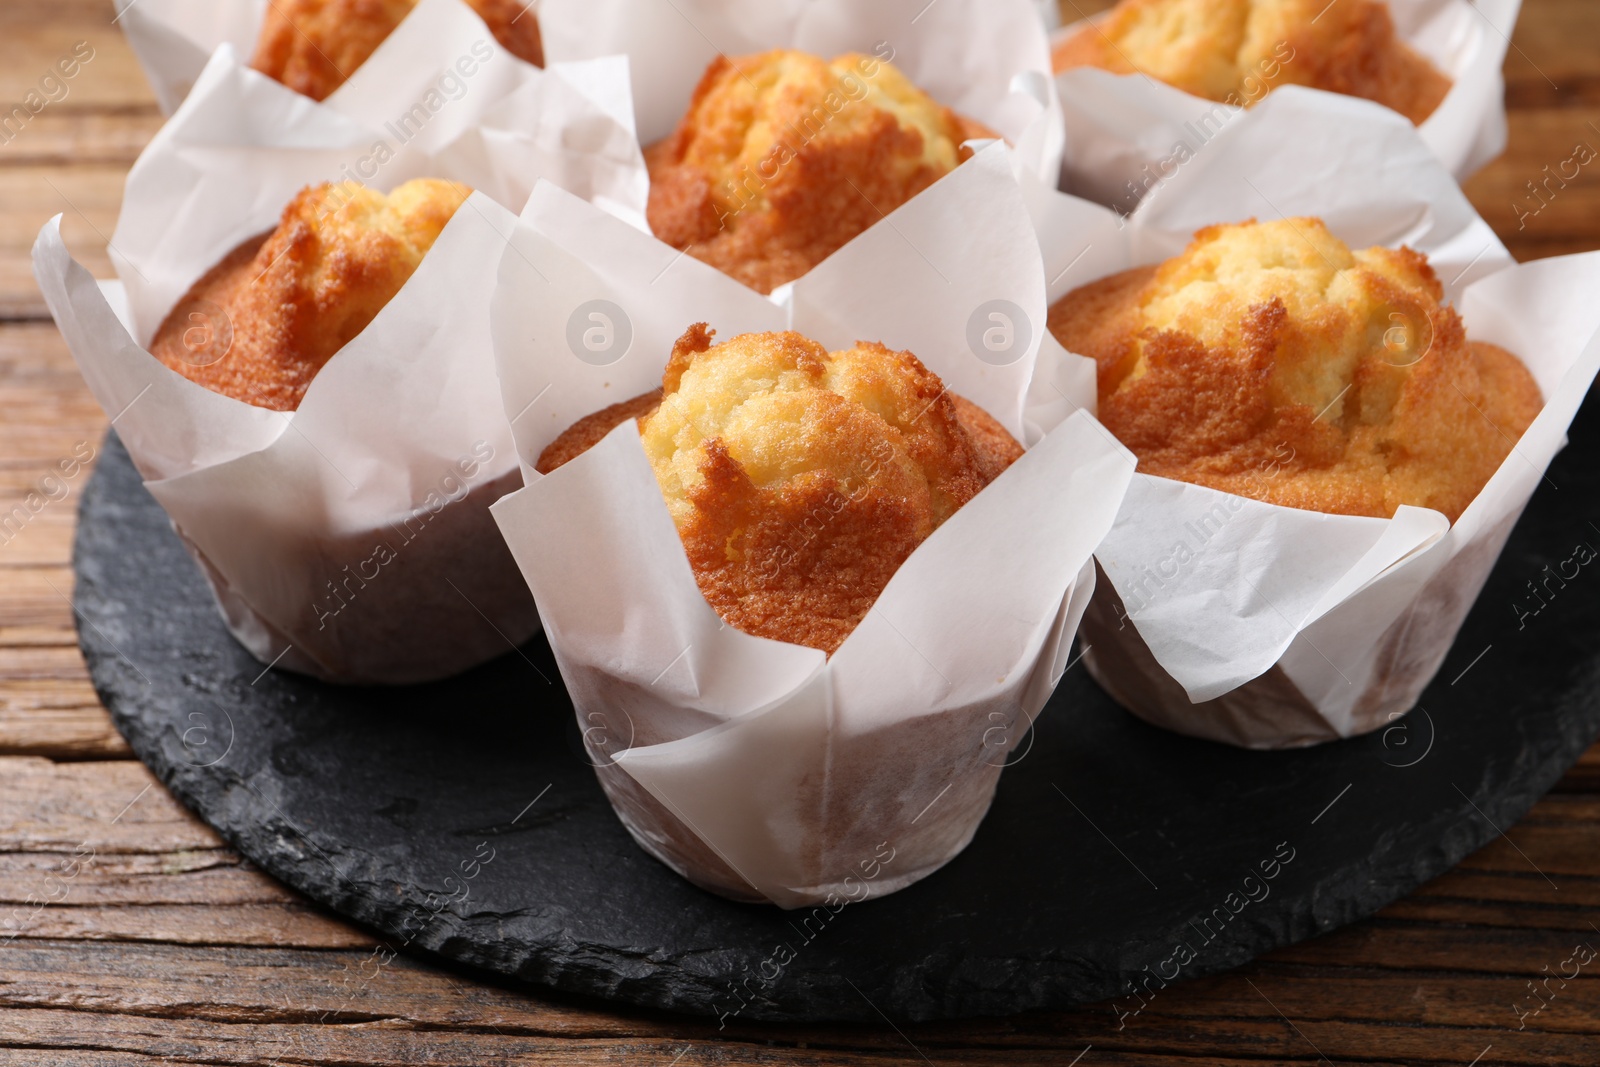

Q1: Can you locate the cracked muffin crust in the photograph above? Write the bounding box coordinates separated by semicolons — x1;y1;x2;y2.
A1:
1047;217;1540;521
537;325;1024;653
645;49;994;294
152;178;470;411
1052;0;1451;124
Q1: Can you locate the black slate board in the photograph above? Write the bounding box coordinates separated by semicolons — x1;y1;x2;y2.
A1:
74;393;1600;1024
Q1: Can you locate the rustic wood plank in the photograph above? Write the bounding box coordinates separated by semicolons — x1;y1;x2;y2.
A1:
1031;1015;1588;1067
0;937;1591;1041
1;903;371;949
0;756;219;852
0;940;662;1033
6;937;1600;1066
1460;106;1600;259
1409;865;1599;910
0;685;131;760
1067;965;1600;1036
0;108;163;169
0;566;99;633
0;2;156;314
1553;744;1600;793
1272;920;1600;975
0;2;157;111
0;757;373;949
0;165;126;320
0;996;1586;1066
1497;0;1600;108
0;1055;1383;1067
0;852;293;908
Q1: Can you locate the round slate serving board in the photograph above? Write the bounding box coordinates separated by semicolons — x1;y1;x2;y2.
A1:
74;396;1600;1024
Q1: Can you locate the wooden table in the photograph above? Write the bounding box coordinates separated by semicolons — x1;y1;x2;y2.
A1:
0;1;1596;1063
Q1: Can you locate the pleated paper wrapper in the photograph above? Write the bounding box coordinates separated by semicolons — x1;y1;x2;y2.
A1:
1025;89;1600;749
540;0;1066;186
488;146;1135;907
32;31;650;685
1053;0;1521;207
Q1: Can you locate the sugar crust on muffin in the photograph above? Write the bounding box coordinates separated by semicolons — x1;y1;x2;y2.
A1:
645;49;994;295
537;325;1024;653
1052;0;1451;124
1047;217;1541;521
152;178;469;411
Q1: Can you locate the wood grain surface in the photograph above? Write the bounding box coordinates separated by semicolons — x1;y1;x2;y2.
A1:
0;1;1596;1063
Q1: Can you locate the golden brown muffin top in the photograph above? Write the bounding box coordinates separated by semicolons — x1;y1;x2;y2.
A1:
1047;218;1542;522
152;178;470;411
251;0;543;102
537;325;1024;654
1052;0;1450;125
646;49;992;295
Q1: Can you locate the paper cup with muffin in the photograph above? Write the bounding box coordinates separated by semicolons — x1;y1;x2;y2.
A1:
487;146;1134;906
539;0;1064;294
1051;0;1520;206
116;0;546;114
1029;88;1600;749
32;38;648;684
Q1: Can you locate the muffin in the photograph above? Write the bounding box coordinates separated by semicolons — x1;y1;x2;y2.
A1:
1053;0;1451;125
153;179;470;411
645;50;995;294
1047;217;1541;522
537;324;1024;653
252;0;543;101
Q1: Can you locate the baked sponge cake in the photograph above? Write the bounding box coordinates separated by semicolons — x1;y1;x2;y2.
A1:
152;179;469;411
1047;218;1541;522
252;0;543;101
538;325;1024;653
646;50;994;295
1053;0;1451;125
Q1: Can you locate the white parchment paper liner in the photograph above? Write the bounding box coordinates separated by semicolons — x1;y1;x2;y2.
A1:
1053;0;1520;208
489;146;1134;907
540;0;1066;186
32;33;650;685
1026;88;1600;748
115;0;264;114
